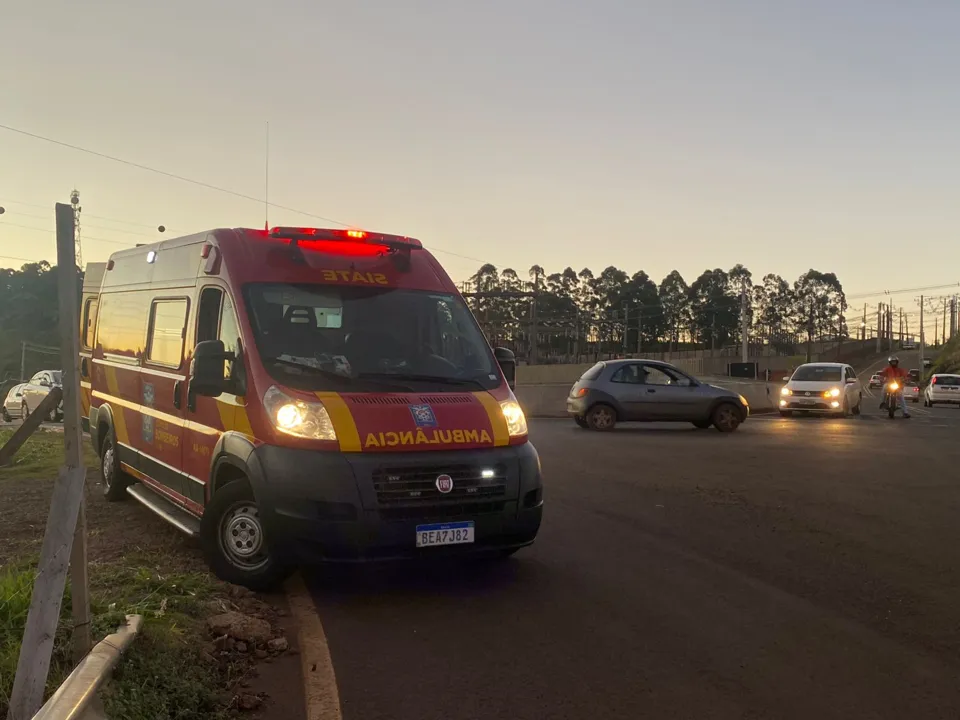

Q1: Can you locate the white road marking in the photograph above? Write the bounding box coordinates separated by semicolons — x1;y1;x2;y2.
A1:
285;573;342;720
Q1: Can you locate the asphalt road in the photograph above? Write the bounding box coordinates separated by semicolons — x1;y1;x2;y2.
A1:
306;407;960;720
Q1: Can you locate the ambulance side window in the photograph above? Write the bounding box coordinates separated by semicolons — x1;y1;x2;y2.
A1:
81;297;98;350
197;287;241;382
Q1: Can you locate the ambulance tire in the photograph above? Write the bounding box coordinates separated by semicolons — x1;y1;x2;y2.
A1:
201;480;291;591
100;433;131;502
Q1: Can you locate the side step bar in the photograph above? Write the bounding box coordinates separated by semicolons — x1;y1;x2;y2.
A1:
126;484;201;537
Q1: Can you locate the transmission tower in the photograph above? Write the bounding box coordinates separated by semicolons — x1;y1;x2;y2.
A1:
70;189;82;267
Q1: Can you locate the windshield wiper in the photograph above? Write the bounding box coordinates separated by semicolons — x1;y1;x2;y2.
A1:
359;372;488;389
266;358;412;391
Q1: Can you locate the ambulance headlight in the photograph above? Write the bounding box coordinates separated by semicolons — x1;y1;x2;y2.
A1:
263;386;337;441
500;400;528;437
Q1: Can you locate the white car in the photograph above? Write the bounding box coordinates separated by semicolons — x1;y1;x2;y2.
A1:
2;383;27;422
18;370;63;422
868;374;882;389
923;374;960;407
779;362;862;417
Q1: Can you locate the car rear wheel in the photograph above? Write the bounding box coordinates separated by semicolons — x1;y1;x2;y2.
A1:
1;408;10;422
852;394;862;415
586;404;616;431
20;402;28;423
574;416;589;429
712;403;742;432
200;480;290;590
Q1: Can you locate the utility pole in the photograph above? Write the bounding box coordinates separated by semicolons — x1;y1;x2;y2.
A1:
529;268;540;365
876;304;882;352
70;189;82;267
20;340;26;381
622;302;629;357
637;307;643;356
862;303;867;341
740;287;749;363
899;307;903;348
919;295;925;365
943;299;947;346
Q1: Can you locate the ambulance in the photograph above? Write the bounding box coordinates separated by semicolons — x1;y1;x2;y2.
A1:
83;226;543;588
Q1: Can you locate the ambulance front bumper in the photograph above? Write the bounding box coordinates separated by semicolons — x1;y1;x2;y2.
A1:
250;441;543;562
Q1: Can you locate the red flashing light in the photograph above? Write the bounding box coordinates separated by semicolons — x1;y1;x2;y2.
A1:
268;226;421;250
932;377;937;385
200;243;212;259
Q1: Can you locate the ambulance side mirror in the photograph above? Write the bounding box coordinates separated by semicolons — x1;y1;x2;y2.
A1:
191;340;228;398
494;347;517;390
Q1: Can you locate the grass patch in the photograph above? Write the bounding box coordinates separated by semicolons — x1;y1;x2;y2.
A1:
931;334;960;376
1;551;233;719
0;429;98;480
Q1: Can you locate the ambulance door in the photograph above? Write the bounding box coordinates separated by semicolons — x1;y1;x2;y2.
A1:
184;286;249;509
139;296;189;503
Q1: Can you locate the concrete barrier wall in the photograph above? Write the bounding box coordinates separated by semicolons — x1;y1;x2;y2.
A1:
515;377;777;418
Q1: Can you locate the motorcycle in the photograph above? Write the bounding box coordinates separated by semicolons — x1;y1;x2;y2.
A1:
883;380;904;419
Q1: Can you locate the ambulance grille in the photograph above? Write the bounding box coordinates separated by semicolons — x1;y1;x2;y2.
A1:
373;464;508;520
418;395;474;404
347;396;411;406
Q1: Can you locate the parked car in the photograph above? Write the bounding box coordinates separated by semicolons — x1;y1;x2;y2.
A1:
19;370;63;422
924;374;960;407
566;359;749;432
2;383;27;422
868;374;882;389
923;358;933;368
779;362;862;417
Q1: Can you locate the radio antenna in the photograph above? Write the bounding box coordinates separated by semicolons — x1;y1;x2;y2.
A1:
264;121;270;231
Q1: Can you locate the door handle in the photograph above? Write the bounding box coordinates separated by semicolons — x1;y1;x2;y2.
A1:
646;388;656;394
173;380;182;410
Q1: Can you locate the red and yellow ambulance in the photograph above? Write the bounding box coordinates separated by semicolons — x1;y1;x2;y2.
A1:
83;227;542;588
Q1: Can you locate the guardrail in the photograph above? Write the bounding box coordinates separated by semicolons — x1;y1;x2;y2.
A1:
30;615;143;720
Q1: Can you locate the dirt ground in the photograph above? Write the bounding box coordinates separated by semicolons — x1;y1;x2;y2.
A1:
0;454;306;719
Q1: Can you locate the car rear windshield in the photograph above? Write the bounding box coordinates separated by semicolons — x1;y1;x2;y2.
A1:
935;376;960;386
580;362;605;382
243;283;500;392
791;366;842;382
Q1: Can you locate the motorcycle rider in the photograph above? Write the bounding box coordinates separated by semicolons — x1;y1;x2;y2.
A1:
879;355;911;418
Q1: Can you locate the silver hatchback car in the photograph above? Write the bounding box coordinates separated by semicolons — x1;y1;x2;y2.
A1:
566;359;749;432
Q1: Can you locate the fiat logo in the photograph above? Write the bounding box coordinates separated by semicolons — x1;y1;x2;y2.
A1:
435;474;454;494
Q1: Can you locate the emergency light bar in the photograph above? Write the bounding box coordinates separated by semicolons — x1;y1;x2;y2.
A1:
269;227;422;250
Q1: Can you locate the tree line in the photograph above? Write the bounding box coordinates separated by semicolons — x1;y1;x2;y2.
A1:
0;260;847;390
464;263;847;362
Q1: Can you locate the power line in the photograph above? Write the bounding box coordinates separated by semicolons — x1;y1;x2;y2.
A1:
0;122;346;224
1;209;159;238
0;124;494;266
1;199;167;231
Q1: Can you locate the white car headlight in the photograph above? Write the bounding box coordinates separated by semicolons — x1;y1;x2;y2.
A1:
500;400;528;437
781;386;792;396
263;386;337;441
827;387;841;398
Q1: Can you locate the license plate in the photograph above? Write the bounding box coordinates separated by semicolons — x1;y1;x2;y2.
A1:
799;398;816;404
416;521;475;548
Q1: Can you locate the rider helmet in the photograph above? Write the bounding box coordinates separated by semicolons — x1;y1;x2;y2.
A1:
888;356;900;366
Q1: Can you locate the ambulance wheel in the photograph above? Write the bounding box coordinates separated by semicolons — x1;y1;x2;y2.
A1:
201;480;290;591
100;432;131;501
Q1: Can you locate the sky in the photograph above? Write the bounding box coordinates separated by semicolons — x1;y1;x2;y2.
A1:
3;0;960;333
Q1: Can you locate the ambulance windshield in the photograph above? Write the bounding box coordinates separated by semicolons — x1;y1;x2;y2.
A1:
243;283;501;392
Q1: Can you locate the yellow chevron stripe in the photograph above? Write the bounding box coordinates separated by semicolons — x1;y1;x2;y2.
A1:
472;392;509;447
315;392;362;452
